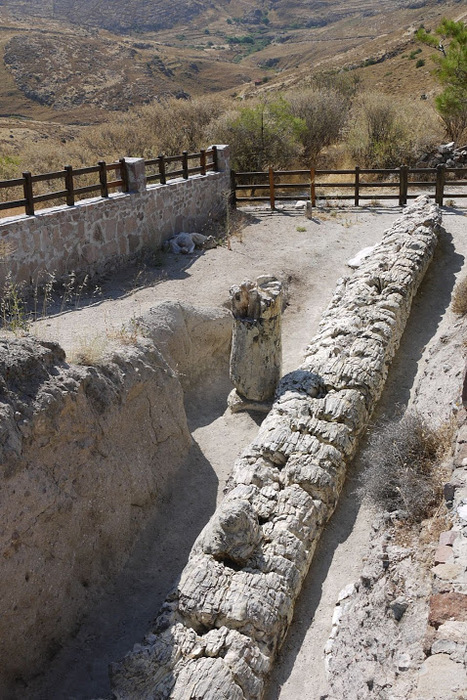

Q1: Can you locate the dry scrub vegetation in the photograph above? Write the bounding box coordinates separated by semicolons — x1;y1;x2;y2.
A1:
0;77;448;198
451;274;467;316
361;411;453;523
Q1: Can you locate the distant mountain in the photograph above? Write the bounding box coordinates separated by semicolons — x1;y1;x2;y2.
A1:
0;0;455;34
0;0;465;122
0;0;209;32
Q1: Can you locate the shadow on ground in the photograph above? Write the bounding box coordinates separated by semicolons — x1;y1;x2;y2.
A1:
376;225;463;416
265;467;364;700
24;425;220;700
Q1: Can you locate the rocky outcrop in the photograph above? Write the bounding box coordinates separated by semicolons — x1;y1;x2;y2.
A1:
137;301;231;393
110;195;441;699
415;402;467;699
417;141;467;169
0;301;231;696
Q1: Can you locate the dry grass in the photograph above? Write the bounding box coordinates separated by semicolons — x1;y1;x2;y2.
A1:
346;92;441;168
451;275;467;316
107;318;142;346
360;411;454;523
70;334;107;366
0;240;16;261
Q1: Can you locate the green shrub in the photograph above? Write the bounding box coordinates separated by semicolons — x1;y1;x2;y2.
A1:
287;87;351;165
417;19;467;141
209;97;305;171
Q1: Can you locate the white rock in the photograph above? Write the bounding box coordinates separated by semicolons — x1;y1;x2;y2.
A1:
347;245;376;268
338;582;356;602
166;231;212;254
332;605;343;626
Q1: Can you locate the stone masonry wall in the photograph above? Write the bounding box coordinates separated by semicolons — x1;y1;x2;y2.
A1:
0;146;230;288
110;196;441;699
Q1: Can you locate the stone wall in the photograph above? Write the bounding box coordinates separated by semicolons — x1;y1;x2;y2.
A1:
0;146;230;288
110;196;441;699
0;302;231;696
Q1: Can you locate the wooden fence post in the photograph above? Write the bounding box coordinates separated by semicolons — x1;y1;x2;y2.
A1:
212;145;218;172
399;165;408;206
158;155;166;185
200;149;206;176
98;161;108;198
435;164;445;206
22;172;34;216
354;166;360;206
311;167;316;207
269;166;275;210
182;151;189;179
64;165;74;206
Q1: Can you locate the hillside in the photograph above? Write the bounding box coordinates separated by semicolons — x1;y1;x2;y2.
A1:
0;0;209;33
0;0;465;139
0;0;461;34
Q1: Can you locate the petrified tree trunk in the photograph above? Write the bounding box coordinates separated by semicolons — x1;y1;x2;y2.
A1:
228;276;282;411
109;196;441;700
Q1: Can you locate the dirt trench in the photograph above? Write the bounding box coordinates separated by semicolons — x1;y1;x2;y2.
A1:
20;203;467;699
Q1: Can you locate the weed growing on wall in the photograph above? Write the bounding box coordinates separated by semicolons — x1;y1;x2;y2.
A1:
0;266;103;332
0;242;29;332
41;271;56;318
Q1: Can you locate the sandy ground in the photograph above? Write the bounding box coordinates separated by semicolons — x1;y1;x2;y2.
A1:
25;201;467;700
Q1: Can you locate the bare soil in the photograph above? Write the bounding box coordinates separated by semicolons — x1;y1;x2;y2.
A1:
23;200;467;700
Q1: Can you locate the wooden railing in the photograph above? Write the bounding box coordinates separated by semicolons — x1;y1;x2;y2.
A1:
0;148;218;217
0;161;126;217
145;147;218;184
232;164;467;209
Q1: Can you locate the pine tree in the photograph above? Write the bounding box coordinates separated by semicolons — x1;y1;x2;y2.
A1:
417;19;467;141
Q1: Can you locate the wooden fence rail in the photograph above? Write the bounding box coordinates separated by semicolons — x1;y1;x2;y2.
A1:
0;148;218;217
144;147;217;184
232;163;467;209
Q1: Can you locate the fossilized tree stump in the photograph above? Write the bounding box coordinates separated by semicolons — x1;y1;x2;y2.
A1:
228;275;282;412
